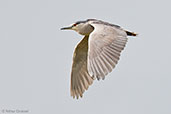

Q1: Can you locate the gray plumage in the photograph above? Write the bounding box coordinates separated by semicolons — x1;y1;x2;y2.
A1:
61;19;137;99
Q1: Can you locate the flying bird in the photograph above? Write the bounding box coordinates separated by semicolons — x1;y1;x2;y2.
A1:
61;19;137;99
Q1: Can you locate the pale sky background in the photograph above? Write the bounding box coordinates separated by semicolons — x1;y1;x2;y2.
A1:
0;0;171;114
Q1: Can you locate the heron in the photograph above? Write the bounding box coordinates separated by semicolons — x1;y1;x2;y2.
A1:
61;19;137;99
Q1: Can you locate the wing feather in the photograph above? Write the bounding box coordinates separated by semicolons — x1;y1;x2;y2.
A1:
87;23;128;79
71;36;94;99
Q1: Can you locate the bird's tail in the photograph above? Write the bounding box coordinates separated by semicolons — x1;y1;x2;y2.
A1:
125;30;138;36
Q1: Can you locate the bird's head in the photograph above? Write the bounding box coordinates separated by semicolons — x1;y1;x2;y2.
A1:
61;20;94;35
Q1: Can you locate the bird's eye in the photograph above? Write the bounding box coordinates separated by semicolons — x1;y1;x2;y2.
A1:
73;23;77;26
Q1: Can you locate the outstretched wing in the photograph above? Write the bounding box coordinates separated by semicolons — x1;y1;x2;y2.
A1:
87;23;128;80
71;36;94;99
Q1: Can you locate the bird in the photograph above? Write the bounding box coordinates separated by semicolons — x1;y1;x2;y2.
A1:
61;19;137;99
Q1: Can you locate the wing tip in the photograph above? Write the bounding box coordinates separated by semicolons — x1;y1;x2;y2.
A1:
70;75;94;99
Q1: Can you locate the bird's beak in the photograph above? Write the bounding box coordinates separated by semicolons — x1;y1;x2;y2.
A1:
60;26;73;30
